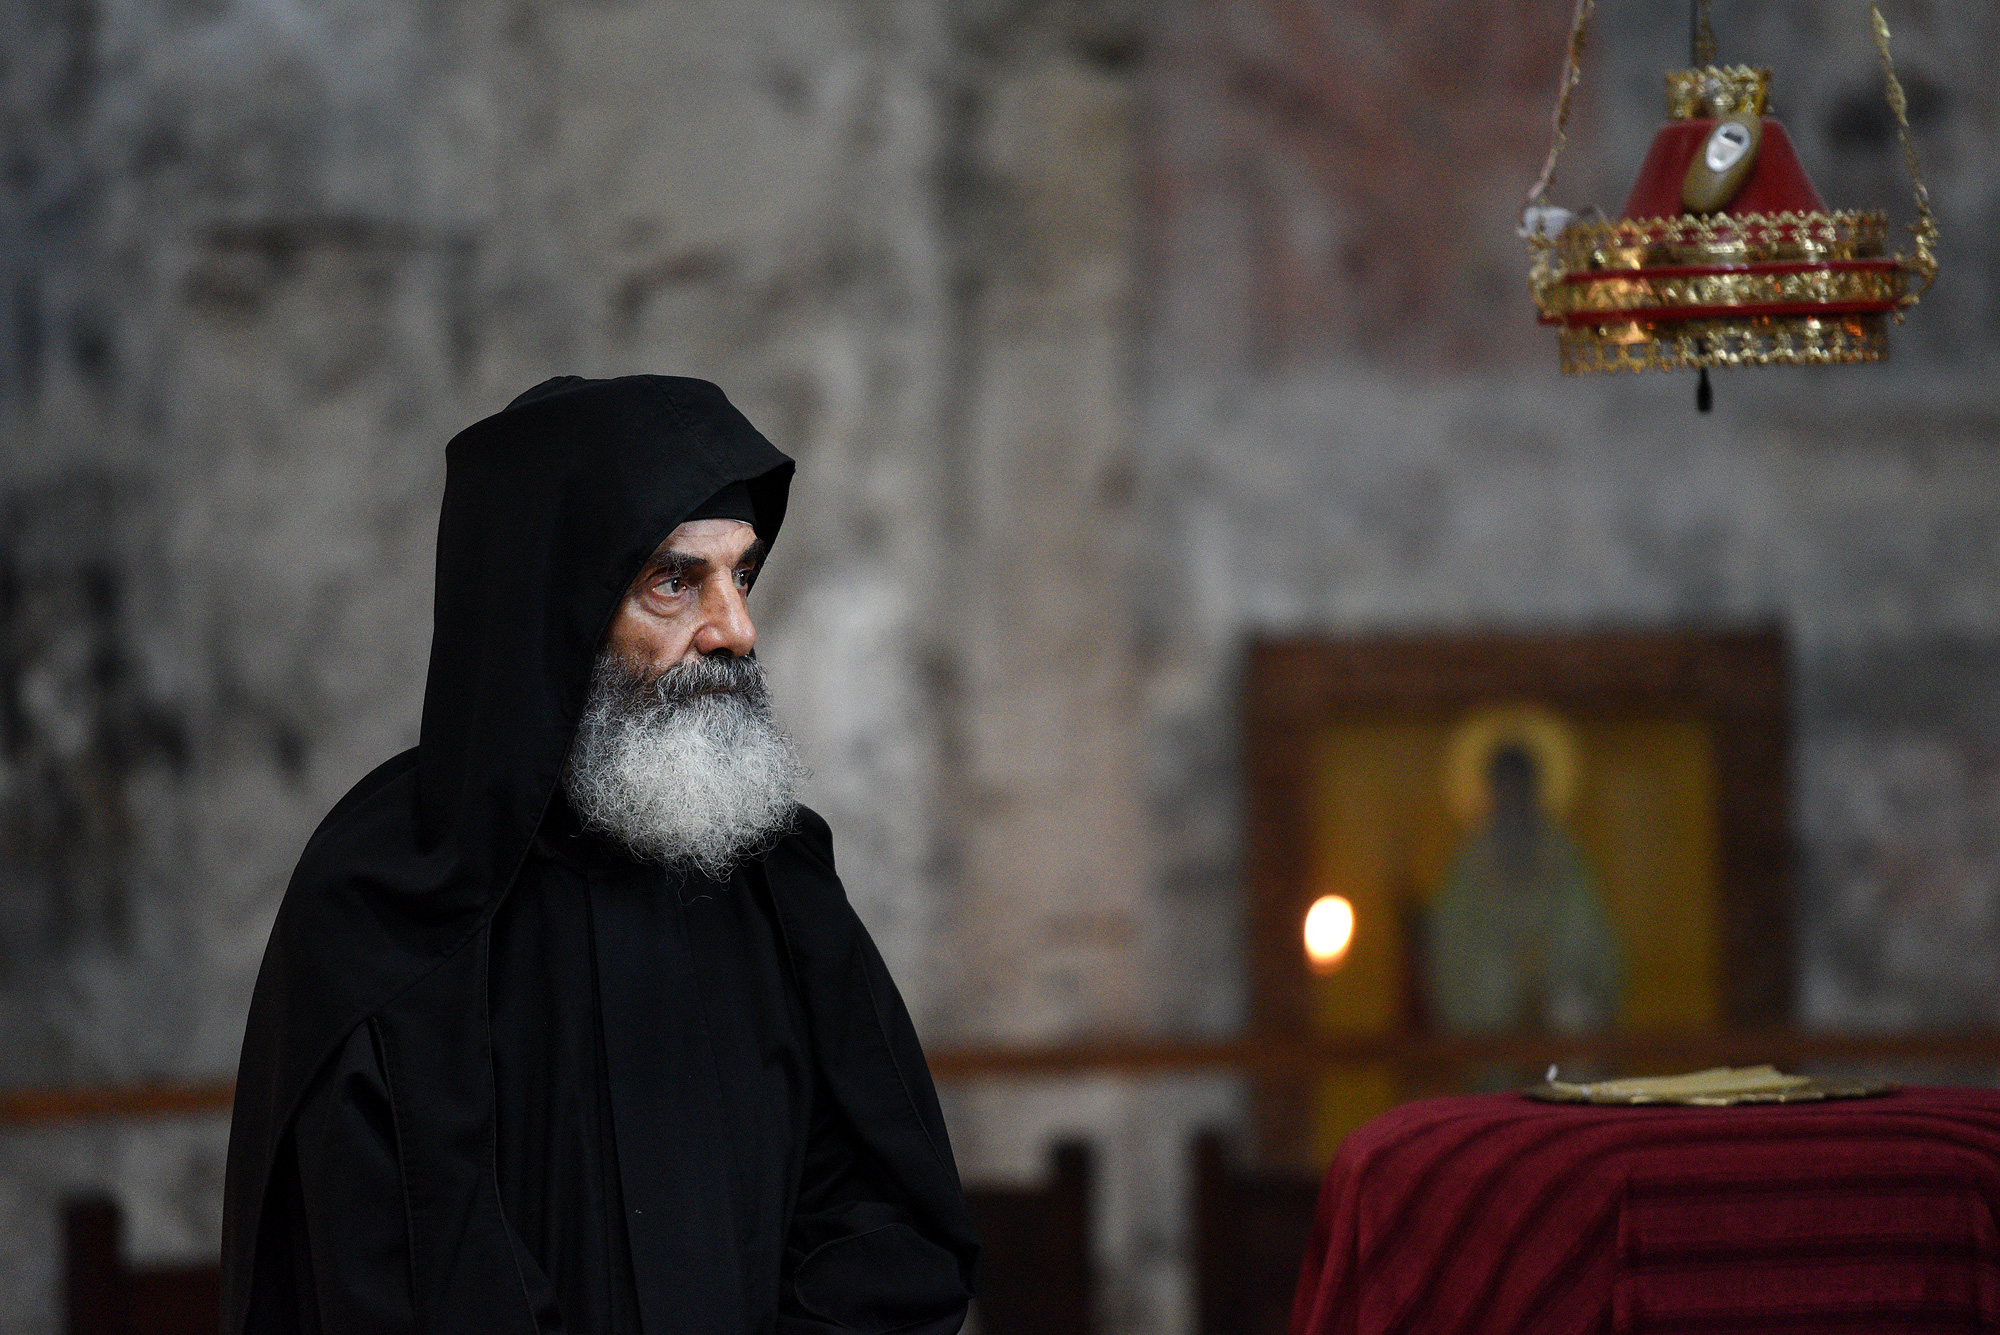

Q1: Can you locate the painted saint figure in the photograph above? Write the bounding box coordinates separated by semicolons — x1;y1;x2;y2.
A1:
1425;738;1623;1034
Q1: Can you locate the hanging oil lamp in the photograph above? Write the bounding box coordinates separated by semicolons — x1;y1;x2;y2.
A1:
1521;0;1939;408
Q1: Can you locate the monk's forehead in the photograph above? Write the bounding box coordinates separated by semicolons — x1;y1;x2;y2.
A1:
650;518;758;561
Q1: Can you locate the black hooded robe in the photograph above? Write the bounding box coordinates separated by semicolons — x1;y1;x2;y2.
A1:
220;376;978;1335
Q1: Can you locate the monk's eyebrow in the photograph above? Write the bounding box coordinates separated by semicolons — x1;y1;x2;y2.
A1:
642;549;706;580
640;538;766;581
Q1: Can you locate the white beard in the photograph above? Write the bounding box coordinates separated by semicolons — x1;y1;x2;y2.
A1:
561;651;808;879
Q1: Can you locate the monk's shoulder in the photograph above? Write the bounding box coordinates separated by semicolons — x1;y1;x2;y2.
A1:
778;804;836;871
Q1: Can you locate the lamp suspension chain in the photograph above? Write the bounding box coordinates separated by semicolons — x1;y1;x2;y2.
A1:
1870;3;1940;302
1690;0;1718;412
1690;0;1716;68
1522;0;1597;220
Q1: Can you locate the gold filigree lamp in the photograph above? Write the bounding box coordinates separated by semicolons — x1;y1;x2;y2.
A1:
1521;1;1938;406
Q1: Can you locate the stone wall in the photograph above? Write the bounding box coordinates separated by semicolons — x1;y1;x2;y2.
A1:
3;0;1998;1332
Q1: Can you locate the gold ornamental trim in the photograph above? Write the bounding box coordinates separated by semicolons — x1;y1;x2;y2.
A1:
1550;210;1889;271
1543;264;1905;319
1559;313;1889;373
1666;65;1772;119
1528;210;1901;318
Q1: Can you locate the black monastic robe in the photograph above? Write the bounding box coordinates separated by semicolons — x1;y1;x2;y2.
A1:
221;376;978;1335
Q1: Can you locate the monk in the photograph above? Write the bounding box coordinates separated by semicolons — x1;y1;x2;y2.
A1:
221;376;977;1335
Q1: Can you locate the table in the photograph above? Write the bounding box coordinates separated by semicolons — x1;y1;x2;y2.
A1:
1289;1087;2000;1335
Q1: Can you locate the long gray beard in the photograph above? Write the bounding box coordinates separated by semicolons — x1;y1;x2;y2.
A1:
562;652;808;879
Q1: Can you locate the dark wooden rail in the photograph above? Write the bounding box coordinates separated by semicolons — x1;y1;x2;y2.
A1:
925;1030;2000;1078
1;1081;237;1127
7;1032;1998;1127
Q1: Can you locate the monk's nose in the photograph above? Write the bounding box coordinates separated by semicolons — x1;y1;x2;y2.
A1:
693;584;757;659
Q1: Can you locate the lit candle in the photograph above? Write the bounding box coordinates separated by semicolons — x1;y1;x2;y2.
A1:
1304;894;1355;972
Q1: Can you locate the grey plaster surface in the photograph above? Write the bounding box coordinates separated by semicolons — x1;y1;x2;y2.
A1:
3;0;1998;1331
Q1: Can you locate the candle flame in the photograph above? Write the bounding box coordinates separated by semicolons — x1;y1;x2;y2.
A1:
1304;894;1355;971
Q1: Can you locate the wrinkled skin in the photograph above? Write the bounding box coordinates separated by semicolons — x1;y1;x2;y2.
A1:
606;518;762;671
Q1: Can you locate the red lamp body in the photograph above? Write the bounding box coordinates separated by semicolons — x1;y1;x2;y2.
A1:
1618;118;1826;218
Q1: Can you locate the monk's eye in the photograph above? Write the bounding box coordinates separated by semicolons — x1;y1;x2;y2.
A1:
657;573;686;597
733;566;754;591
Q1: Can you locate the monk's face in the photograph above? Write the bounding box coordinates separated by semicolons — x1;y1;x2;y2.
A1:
605;519;764;672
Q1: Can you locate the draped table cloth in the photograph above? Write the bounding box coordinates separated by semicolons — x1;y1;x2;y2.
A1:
1289;1087;2000;1335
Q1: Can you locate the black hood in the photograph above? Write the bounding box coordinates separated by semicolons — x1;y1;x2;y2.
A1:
418;373;792;851
222;376;796;1332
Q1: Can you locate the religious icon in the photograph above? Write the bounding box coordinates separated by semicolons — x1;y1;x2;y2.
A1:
1422;705;1624;1035
1261;631;1767;1164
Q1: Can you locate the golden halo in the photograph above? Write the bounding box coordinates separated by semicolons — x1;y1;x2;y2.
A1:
1443;702;1581;827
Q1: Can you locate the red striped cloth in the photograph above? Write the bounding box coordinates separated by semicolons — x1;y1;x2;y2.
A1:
1289;1088;2000;1335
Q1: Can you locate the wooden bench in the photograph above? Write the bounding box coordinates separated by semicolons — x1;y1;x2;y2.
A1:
964;1140;1094;1335
64;1145;1100;1335
1191;1131;1320;1335
63;1195;219;1335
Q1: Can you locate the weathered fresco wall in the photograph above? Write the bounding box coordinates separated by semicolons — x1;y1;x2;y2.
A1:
3;0;1996;1331
2;0;974;1320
